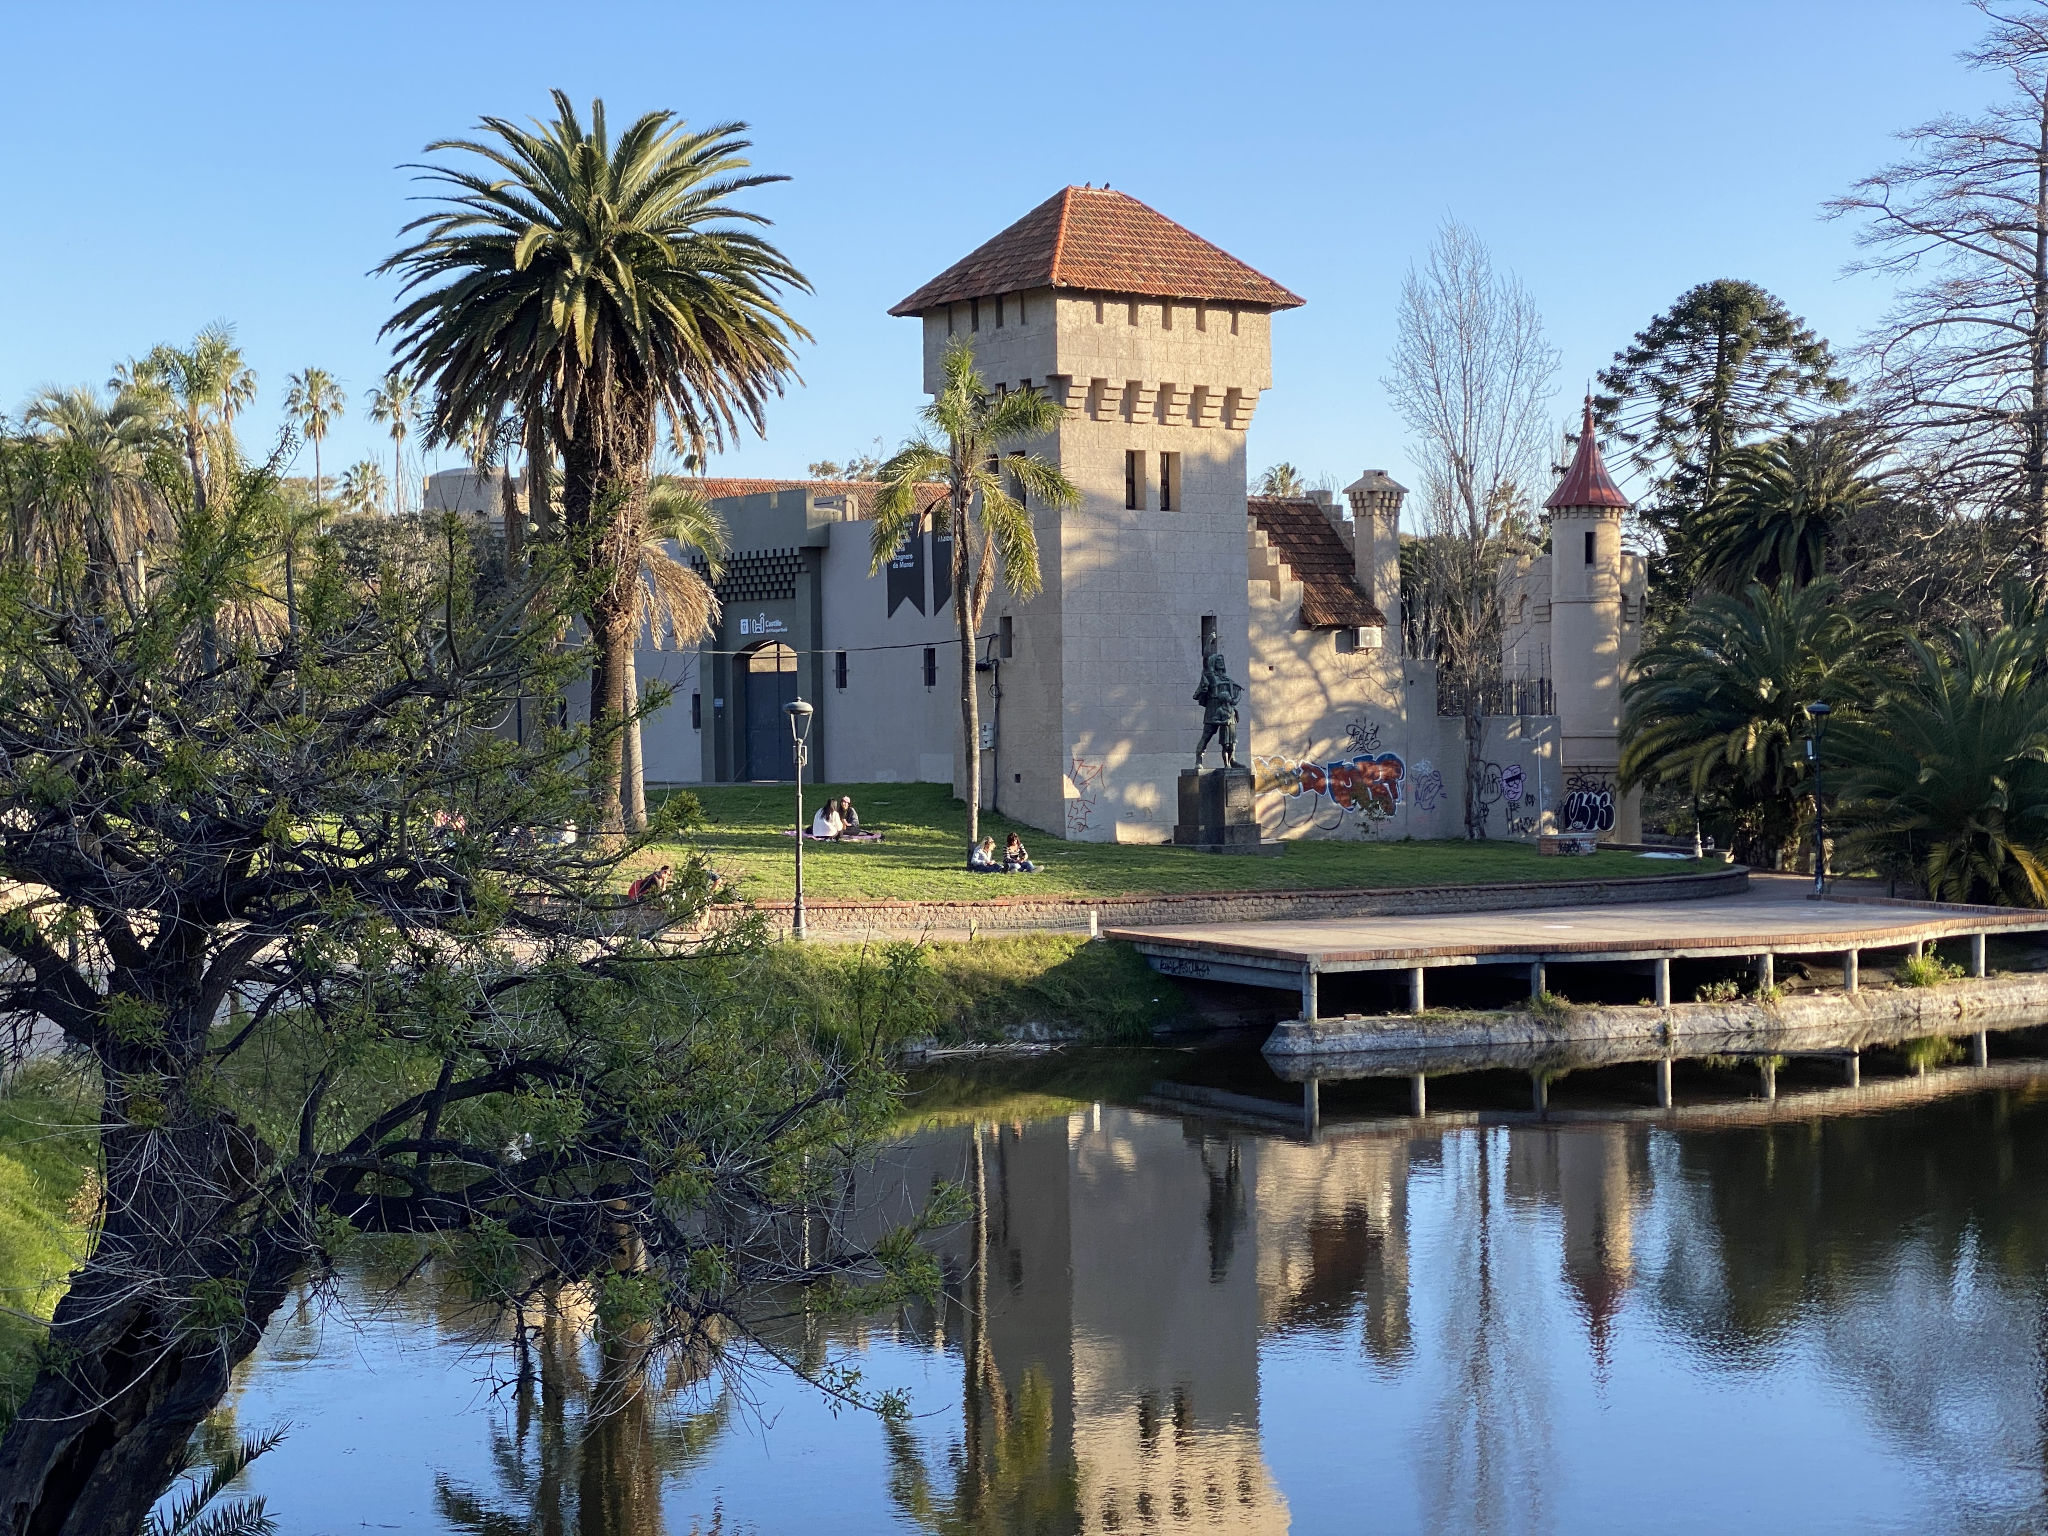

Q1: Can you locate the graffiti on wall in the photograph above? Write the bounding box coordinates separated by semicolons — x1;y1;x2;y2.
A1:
1254;751;1406;831
1559;770;1617;834
1410;759;1446;814
1066;757;1107;837
1345;717;1384;755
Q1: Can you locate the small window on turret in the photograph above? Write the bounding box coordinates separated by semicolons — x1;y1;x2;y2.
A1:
995;295;1005;328
1230;309;1240;336
1128;300;1140;327
971;298;981;332
1161;301;1173;332
1584;530;1596;565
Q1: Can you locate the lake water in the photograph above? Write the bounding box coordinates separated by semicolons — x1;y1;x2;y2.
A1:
224;1048;2048;1534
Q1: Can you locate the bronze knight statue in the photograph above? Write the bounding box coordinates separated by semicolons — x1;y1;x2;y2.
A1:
1193;652;1242;769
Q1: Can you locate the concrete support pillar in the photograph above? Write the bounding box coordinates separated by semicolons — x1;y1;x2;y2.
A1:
1758;1059;1778;1100
1971;933;1987;978
1844;1050;1860;1088
1843;949;1859;994
1529;960;1546;998
1303;1077;1320;1135
1653;958;1671;1008
1301;967;1318;1023
1531;1073;1549;1113
1410;1073;1427;1118
1972;1030;1990;1068
1911;939;1925;960
1755;952;1774;990
1408;966;1426;1014
1655;1057;1673;1109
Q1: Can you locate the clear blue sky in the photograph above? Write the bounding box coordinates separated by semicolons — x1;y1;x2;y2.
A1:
0;1;1995;509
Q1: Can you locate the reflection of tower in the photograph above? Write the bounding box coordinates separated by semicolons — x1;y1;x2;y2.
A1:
1251;1133;1414;1367
1507;1125;1650;1374
1544;398;1642;842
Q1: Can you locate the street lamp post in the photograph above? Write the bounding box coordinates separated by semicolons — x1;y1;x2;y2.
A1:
787;699;815;939
1805;701;1832;897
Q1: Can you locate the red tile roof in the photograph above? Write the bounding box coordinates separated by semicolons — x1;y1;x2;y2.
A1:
890;187;1304;316
1545;399;1632;512
1248;497;1386;629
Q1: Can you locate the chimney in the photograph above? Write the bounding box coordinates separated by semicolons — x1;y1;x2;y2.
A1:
1345;470;1407;649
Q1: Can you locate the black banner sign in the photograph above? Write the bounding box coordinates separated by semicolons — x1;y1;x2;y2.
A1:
886;525;925;616
931;523;953;613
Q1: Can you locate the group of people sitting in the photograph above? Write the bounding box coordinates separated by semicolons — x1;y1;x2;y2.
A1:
968;832;1037;874
809;795;881;841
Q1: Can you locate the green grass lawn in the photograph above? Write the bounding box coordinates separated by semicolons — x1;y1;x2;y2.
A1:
642;781;1707;903
0;1063;96;1428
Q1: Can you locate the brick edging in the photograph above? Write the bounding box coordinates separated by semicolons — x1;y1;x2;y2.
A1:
715;864;1748;935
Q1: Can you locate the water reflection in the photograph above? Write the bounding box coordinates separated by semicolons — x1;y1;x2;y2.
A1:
230;1073;2048;1534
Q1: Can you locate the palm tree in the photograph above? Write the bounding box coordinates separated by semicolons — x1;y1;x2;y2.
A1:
379;91;809;832
23;383;174;599
366;368;420;516
1621;577;1879;868
284;367;345;518
1258;462;1307;497
139;324;257;520
621;482;725;829
869;340;1079;844
1690;420;1884;594
338;460;389;517
1834;600;2048;903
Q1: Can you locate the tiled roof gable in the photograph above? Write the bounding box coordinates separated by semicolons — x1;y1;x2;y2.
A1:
1248;496;1386;630
890;186;1303;316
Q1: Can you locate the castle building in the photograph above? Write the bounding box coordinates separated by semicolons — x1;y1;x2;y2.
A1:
635;187;1644;845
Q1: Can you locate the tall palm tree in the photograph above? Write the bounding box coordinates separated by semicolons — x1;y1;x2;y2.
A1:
136;324;257;519
1621;577;1879;868
1834;601;2048;904
1690;419;1884;594
869;340;1079;844
379;91;809;832
366;368;420;516
284;367;345;518
23;384;174;599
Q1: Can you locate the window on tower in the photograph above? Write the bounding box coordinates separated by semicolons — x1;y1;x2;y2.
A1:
1126;450;1144;510
1584;529;1596;565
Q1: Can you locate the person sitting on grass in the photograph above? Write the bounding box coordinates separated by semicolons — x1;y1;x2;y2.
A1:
626;865;672;902
968;836;1001;873
1002;832;1037;873
810;801;843;839
835;795;861;837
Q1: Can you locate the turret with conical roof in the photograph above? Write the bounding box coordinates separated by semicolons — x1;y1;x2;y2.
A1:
1542;399;1642;842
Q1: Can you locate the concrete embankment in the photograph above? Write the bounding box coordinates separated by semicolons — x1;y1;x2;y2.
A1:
1264;971;2048;1062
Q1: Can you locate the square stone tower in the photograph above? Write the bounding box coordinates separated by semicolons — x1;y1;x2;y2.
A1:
890;187;1302;840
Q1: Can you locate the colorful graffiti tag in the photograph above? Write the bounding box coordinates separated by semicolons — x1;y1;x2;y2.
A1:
1254;751;1406;828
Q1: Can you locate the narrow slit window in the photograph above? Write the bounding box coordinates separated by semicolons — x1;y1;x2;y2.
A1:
1017;294;1027;325
999;614;1014;659
1160;451;1181;512
970;298;981;332
1095;297;1105;324
1230;308;1240;336
1200;614;1218;658
691;691;702;729
1125;450;1144;511
1583;529;1596;565
995;295;1005;328
946;304;955;337
1127;300;1139;327
1196;303;1207;332
922;646;937;687
834;651;848;689
1161;301;1173;331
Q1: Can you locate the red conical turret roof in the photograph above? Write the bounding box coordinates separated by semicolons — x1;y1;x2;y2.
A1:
1546;398;1631;512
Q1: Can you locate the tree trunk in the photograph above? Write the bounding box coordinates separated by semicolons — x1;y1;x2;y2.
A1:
624;643;646;832
2032;101;2048;596
1464;705;1487;840
0;1035;300;1536
502;449;523;570
956;510;981;847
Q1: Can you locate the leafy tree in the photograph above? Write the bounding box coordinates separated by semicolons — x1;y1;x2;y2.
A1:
366;367;421;517
1621;578;1878;867
0;459;937;1530
1831;5;2048;595
868;340;1078;845
380;92;809;833
1690;419;1885;593
1834;595;2048;903
1384;218;1557;837
1257;462;1307;497
19;383;174;598
1594;280;1846;596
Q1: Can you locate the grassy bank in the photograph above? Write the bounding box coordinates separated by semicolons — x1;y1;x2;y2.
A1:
0;1065;97;1428
754;931;1184;1046
641;781;1692;902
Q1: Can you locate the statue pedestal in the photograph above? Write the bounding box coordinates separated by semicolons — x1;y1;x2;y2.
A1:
1174;768;1265;854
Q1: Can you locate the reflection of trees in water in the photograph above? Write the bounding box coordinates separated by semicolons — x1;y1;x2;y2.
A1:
431;1297;732;1536
886;1125;1079;1535
1416;1130;1555;1536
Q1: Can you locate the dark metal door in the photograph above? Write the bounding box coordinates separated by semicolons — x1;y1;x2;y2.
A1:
742;645;798;780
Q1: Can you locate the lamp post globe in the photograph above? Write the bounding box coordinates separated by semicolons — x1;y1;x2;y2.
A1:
1805;701;1831;897
787;700;814;939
